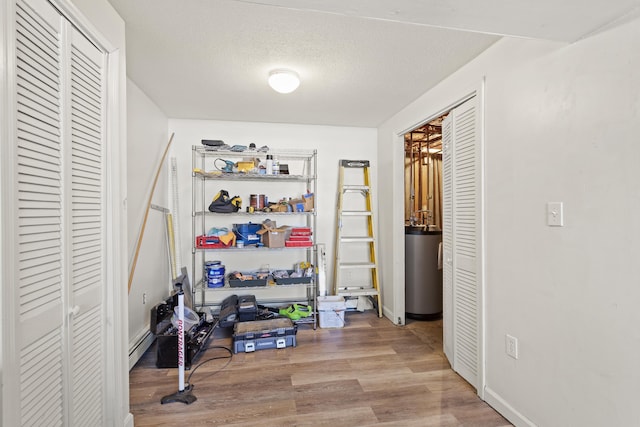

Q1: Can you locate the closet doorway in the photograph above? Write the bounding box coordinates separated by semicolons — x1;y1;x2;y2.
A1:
404;116;446;322
402;92;484;395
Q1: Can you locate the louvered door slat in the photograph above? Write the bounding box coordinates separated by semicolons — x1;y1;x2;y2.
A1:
73;254;100;272
16;4;58;56
72;51;101;84
20;328;63;426
17;128;60;153
18;213;61;228
19;243;59;262
72;188;101;199
72;111;101;135
19;274;59;299
72;145;101;162
15;39;59;86
17;158;60;178
17;72;59;108
72;99;101;127
18;95;60;126
17;112;60;141
71;304;103;426
71;90;101;118
71;64;102;96
17;145;61;170
73;137;102;158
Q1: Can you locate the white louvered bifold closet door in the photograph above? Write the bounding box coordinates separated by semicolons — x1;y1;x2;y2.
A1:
68;25;106;427
442;96;481;391
13;0;106;425
16;1;65;424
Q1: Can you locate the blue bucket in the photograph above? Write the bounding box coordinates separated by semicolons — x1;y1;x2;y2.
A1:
233;223;262;245
205;261;225;288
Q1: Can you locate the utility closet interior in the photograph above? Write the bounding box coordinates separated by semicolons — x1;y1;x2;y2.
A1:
403;114;446;321
404;114;446;231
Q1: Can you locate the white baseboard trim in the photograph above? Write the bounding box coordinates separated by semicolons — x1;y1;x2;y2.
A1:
484;386;537;427
382;305;397;324
123;412;134;427
128;330;155;370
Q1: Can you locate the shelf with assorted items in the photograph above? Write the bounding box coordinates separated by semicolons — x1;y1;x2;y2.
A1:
191;145;318;327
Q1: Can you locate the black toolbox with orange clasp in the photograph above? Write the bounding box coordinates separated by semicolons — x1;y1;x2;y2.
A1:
150;293;215;369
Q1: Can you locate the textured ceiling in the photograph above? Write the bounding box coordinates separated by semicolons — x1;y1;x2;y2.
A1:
108;0;640;127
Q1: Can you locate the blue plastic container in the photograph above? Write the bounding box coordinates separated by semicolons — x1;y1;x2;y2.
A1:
233;223;262;245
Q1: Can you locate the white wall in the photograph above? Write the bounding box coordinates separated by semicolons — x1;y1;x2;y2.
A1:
168;119;377;302
126;78;171;365
378;18;640;427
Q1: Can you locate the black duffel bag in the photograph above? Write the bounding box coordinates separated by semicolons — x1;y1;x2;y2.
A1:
208;190;242;213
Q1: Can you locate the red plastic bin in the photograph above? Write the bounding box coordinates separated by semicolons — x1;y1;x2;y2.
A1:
285;240;313;247
195;235;231;249
290;227;312;236
288;235;311;241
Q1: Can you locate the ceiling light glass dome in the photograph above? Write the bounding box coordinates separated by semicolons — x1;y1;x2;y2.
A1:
268;69;300;94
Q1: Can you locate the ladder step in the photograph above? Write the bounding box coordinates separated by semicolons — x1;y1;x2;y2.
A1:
340;236;374;243
341;210;372;216
337;288;379;297
342;185;370;192
339;262;376;269
340;160;370;168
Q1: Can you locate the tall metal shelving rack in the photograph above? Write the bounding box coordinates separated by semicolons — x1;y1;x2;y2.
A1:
191;146;318;327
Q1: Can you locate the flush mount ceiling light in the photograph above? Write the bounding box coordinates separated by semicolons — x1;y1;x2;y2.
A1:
268;69;300;94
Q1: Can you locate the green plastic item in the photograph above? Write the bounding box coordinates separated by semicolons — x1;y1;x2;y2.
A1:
279;304;312;320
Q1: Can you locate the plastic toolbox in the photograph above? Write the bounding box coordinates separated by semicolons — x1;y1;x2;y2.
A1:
237;294;257;321
233;318;297;353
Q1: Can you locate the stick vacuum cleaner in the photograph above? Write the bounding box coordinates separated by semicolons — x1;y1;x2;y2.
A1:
161;284;197;405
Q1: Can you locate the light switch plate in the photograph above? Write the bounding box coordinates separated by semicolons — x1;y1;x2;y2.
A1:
547;202;564;227
506;334;519;359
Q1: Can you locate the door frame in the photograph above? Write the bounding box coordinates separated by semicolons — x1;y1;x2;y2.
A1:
393;79;486;397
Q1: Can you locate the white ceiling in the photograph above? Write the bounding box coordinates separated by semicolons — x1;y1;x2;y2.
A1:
107;0;640;127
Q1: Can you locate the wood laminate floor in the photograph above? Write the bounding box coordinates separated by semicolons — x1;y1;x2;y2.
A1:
129;311;511;426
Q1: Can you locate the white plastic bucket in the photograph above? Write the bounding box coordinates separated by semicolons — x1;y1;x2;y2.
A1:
171;306;200;332
318;296;346;328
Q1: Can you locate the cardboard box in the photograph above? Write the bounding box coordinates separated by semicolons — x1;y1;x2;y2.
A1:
270;203;290;212
261;229;287;248
257;221;290;248
288;193;314;212
303;193;314;211
288;198;305;212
